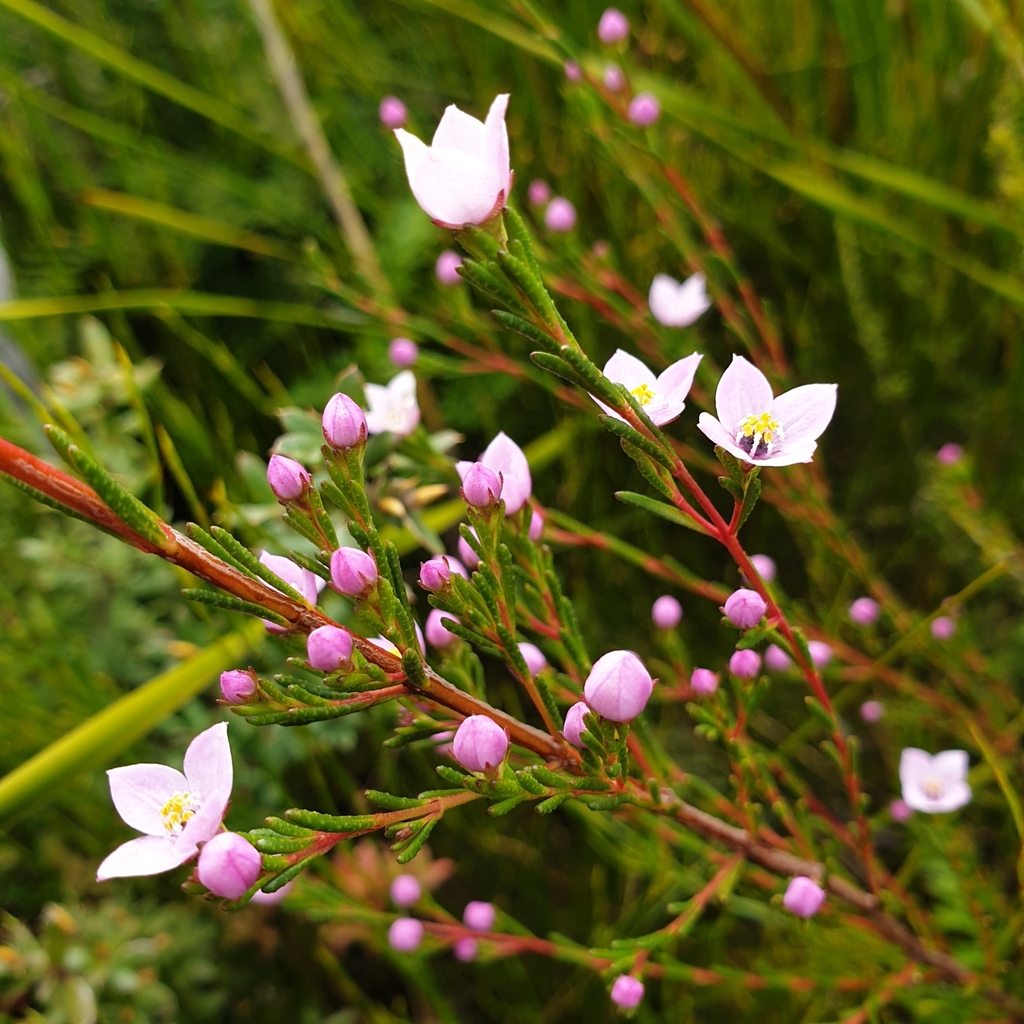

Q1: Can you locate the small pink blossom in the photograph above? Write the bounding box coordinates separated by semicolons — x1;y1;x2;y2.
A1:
931;616;956;640
452;716;509;772
425;608;459;648
860;700;884;723
764;644;792;671
937;443;963;465
610;975;644;1008
519;642;547;675
698;355;837;467
690;668;718;695
365;370;420;438
808;640;833;667
849;597;880;626
562;701;590;747
890;798;913;823
388;337;419;367
330;547;378;597
436;249;464;285
652;595;683;629
389;917;424;952
724;588;766;630
97;723;232;882
457;433;532;514
899;748;971;813
463;900;496;931
197;832;262;900
749;554;777;582
460;462;503;508
390;874;422;907
220;669;256;704
564;61;582;82
783;876;825;918
266;454;309;502
458;527;480;569
306;625;354;671
628;92;660;126
528;179;551;205
595;349;703;427
603;63;625;91
649;272;710;328
322;392;367;449
545;197;577;232
420;556;454;592
598;7;629;43
584;651;653;722
454;937;478;961
260;552;326;632
729;649;761;678
378;96;407;129
529;509;544;541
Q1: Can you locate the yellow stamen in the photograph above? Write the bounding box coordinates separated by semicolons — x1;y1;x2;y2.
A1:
736;411;782;458
160;791;197;834
631;383;655;406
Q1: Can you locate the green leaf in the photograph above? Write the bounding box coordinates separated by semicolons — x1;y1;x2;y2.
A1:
615;491;711;535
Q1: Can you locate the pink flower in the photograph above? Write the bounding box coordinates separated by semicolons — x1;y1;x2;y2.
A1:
463;900;496;931
724;588;766;630
899;749;971;813
931;616;956;640
266;455;310;502
436;249;464;285
458;527;480;568
849;597;880;626
649;273;710;328
518;642;547;675
97;723;232;881
697;355;837;467
598;7;629;43
808;640;833;667
860;700;884;723
764;644;792;671
378;96;407;129
690;668;718;695
584;650;653;722
457;432;531;514
460;462;503;508
425;608;459;648
562;701;590;747
365;370;420;438
394;94;511;228
610;975;644;1008
783;876;825;918
420;556;455;592
260;552;326;632
388;338;419;367
890;798;913;823
454;937;478;961
729;649;761;678
197;832;262;899
306;625;354;671
452;715;509;772
390;874;422;908
330;547;378;597
937;443;963;465
595;349;703;427
220;669;256;704
529;509;544;541
528;179;551;205
749;554;777;582
603;63;625;91
564;61;582;82
652;595;682;629
628;92;661;126
545;197;577;232
322;392;367;449
250;880;295;905
389;917;424;952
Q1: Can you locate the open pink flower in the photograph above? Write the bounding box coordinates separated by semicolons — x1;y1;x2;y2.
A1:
649;273;711;328
97;723;232;881
365;370;420;438
697;355;837;467
899;748;971;813
595;349;703;426
394;95;511;228
456;432;531;515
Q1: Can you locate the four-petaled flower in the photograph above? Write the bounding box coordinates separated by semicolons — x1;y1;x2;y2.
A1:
97;723;233;881
394;95;511;228
365;370;421;438
899;748;972;813
648;273;711;328
595;349;703;427
697;355;836;467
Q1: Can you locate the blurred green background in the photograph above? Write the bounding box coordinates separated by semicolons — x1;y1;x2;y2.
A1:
2;0;1024;1020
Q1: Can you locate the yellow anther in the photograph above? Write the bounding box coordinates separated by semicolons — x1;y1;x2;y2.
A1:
922;778;944;800
630;383;655;406
739;412;779;441
160;791;197;834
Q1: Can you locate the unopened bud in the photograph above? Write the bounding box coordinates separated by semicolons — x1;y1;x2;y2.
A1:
764;644;792;671
545;197;577;232
729;649;761;679
322;392;367;449
749;554;776;582
388;337;419;367
463;901;495;931
220;669;257;704
562;701;590;747
461;463;502;508
452;715;508;772
266;454;310;502
518;642;547;675
307;625;353;671
378;96;407;129
390;874;422;907
849;597;880;626
529;509;544;541
627;92;660;126
330;547;377;597
425;608;458;648
388;917;424;952
197;832;262;900
651;595;682;629
419;556;453;592
724;588;766;630
583;650;653;722
690;668;718;695
610;975;644;1009
783;876;825;918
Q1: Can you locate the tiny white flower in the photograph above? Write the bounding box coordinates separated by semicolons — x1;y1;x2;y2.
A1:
899;748;972;814
594;349;703;426
648;273;712;328
364;370;421;438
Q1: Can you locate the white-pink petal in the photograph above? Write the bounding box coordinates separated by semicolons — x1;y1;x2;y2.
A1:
649;273;711;328
107;764;188;836
714;355;774;432
96;834;197;881
365;371;421;438
432;104;486;154
770;383;837;449
259;552;325;606
479;432;531;514
604;349;656;391
656;353;703;406
183;722;233;813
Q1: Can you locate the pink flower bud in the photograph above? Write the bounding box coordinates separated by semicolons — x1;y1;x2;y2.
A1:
610;975;644;1009
849;597;880;626
454;937;478;961
425;608;459;648
628;92;660;126
564;61;582;82
419;556;453;592
749;554;777;582
250;880;294;905
461;462;503;508
690;668;718;695
931;615;956;640
435;249;463;286
390;874;422;907
652;595;682;629
266;454;310;502
306;625;353;671
783;876;825;918
388;917;424;952
197;832;262;900
452;715;509;772
388;337;419;367
603;63;625;91
529;509;544;541
724;588;767;630
220;669;256;704
528;179;551;206
562;701;590;747
764;644;792;671
322;392;367;449
729;649;761;679
937;443;963;465
519;642;547;675
378;96;407;129
583;650;653;722
545;197;577;232
458;528;480;568
463;900;496;931
808;641;833;667
330;547;378;596
860;700;884;723
598;7;630;43
890;798;913;822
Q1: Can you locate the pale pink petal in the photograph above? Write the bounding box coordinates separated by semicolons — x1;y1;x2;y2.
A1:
591;395;624;422
932;749;969;785
674;273;712;326
929;781;972;812
715;355;774;431
482;94;511;193
645;399;686;426
899;748;932;789
603;349;656;391
259;552;323;605
406;149;502;226
648;274;682;326
431;104;486;156
746;446;817;467
96;834;196;881
696;413;750;461
770;383;837;448
108;764;187;836
481;432;531;514
655;353;702;406
455;460;473;482
183;723;233;810
394;129;429;185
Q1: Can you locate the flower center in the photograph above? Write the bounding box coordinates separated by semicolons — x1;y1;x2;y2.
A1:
161;791;199;835
630;383;655;407
736;412;782;459
921;777;945;801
